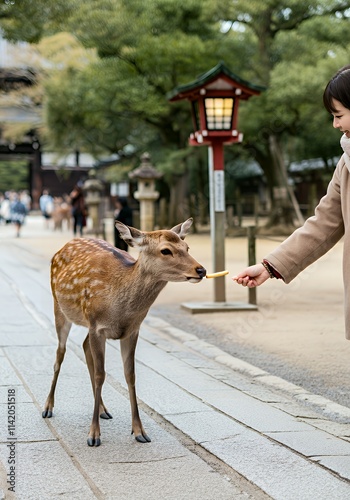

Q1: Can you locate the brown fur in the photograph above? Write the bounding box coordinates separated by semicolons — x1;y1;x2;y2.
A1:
42;219;206;446
52;196;71;231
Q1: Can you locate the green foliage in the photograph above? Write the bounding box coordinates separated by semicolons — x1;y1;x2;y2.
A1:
0;0;77;43
224;1;350;177
2;0;350;223
0;160;29;192
20;0;233;157
103;163;132;184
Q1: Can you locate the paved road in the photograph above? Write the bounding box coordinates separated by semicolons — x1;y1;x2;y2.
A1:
153;228;350;410
1;216;350;499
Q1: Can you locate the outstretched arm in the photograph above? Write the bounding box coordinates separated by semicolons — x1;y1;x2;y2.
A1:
232;263;270;288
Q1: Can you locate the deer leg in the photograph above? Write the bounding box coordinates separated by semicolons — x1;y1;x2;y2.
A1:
87;332;106;447
42;303;71;418
83;334;112;419
120;333;151;443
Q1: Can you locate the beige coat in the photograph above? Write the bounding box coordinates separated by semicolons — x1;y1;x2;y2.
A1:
266;153;350;338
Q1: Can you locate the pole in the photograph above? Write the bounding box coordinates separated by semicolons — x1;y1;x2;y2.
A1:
209;141;226;302
247;226;257;305
208;146;215;267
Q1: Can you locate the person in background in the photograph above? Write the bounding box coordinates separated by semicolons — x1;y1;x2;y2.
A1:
114;197;133;251
39;189;54;228
0;192;4;224
0;192;11;224
20;190;32;213
10;192;27;237
233;65;350;342
70;185;87;236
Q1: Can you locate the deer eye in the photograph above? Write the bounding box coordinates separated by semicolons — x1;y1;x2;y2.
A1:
161;248;173;256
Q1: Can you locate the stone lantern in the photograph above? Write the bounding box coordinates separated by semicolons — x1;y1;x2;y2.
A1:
129;153;162;231
83;169;104;236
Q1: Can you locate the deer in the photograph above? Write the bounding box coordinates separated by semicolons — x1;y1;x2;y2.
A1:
52;196;71;231
42;218;206;447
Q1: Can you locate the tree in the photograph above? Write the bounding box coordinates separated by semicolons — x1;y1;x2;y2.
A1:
0;159;28;192
0;0;76;43
220;0;350;226
2;0;350;227
32;0;236;224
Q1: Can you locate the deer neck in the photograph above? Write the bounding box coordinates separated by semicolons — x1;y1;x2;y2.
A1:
111;260;167;313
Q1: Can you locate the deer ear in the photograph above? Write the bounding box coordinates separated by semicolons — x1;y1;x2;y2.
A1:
115;222;144;248
170;218;193;240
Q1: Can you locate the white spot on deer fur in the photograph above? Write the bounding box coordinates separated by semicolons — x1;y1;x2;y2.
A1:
57;292;80;301
90;279;104;287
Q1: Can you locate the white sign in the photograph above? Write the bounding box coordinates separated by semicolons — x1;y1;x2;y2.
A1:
214;170;225;212
110;182;129;197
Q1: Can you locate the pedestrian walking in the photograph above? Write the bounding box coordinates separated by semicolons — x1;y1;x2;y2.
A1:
70;185;87;236
39;189;54;228
10;193;27;237
20;189;32;212
114;197;133;251
0;192;11;224
233;65;350;340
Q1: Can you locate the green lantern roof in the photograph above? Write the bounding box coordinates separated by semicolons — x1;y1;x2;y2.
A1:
168;62;265;102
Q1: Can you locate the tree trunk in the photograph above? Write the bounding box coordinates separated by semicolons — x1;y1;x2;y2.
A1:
168;172;189;227
267;134;304;228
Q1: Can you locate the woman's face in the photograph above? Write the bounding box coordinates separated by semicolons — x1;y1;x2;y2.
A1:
331;99;350;138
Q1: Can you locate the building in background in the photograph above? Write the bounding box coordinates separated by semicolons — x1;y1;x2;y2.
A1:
0;36;100;208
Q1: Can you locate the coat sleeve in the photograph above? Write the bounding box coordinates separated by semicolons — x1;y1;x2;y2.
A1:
265;159;345;283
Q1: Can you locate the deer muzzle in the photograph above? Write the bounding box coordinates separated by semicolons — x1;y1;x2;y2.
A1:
187;266;206;283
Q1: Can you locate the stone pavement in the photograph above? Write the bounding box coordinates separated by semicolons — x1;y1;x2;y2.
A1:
1;215;350;499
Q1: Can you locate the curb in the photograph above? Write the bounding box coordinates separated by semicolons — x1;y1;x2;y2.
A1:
145;315;350;423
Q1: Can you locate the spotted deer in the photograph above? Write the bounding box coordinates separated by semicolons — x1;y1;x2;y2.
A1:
42;218;206;446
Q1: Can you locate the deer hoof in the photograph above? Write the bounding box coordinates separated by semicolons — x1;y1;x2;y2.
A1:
100;411;113;420
135;433;151;443
87;437;101;447
42;409;53;418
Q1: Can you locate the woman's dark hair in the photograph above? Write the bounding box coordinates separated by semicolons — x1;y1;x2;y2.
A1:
118;197;128;208
323;65;350;113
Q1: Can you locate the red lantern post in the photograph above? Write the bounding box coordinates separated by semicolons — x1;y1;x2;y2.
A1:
169;63;264;308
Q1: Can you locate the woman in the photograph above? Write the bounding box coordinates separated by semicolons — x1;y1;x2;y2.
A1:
70;185;87;236
234;65;350;339
114;197;133;251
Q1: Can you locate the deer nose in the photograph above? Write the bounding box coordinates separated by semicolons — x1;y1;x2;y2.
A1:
196;267;206;278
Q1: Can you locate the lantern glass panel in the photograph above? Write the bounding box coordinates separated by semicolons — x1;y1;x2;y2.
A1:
204;97;234;130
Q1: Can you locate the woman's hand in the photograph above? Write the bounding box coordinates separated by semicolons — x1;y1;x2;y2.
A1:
232;263;270;288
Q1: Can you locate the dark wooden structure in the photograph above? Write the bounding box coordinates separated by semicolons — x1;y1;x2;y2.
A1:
0;67;95;208
0;134;42;208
